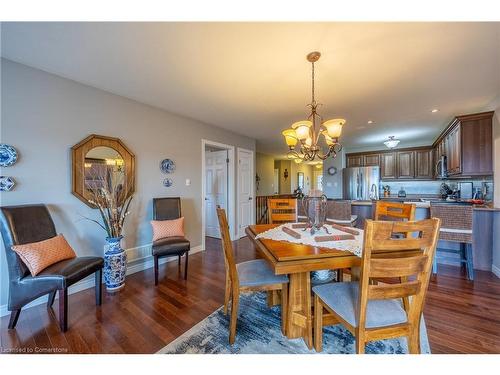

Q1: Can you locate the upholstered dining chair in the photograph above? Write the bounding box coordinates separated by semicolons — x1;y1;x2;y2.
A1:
152;197;190;285
430;204;474;280
325;200;357;227
0;204;104;332
216;206;289;344
267;198;297;224
313;218;440;353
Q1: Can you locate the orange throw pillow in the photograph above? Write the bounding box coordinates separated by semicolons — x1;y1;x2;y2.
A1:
11;234;77;276
151;217;185;241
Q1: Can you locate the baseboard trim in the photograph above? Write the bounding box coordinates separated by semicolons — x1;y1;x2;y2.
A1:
492;264;500;278
0;244;203;317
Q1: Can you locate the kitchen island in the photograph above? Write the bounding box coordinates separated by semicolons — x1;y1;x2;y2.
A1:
349;198;497;272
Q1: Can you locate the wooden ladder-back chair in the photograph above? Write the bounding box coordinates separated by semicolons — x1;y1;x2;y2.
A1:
268;198;297;224
374;201;416;223
216;206;289;344
313;218;441;353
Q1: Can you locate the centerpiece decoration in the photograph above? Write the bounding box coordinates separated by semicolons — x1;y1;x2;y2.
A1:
301;189;336;284
83;167;134;292
301;189;328;235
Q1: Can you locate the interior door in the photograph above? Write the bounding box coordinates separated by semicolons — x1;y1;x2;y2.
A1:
238;149;254;238
205;150;228;238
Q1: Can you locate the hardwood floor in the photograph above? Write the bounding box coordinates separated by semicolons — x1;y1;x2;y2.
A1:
1;236;499;354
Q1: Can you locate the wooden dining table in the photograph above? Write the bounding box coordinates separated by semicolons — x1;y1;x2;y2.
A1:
245;224;362;349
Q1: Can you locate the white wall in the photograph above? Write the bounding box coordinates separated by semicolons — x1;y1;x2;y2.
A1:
0;59;255;307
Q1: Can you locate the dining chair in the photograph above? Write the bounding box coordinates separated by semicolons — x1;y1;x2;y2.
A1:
430;204;474;280
267;198;297;224
216;206;289;344
152;197;190;285
313;218;440;354
325;200;357;227
373;201;416;222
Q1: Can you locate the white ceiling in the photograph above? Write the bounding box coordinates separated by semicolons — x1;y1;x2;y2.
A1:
2;22;500;156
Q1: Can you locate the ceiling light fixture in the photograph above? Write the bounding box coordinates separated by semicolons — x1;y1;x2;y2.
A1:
367;120;374;124
431;109;439;113
384;136;400;149
281;51;345;162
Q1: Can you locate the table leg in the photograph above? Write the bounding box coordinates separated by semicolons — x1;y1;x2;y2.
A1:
286;271;313;349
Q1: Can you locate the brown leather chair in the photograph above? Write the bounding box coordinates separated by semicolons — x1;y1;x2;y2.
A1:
0;204;104;332
152;197;190;285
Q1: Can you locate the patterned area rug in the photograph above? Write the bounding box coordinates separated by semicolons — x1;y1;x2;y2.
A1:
158;292;430;354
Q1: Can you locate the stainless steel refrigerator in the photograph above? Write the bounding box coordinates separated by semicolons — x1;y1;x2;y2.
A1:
343;166;380;200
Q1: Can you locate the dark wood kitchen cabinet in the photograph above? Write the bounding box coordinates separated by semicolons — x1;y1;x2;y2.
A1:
347;154;364;167
433;111;493;177
363;154;380;166
396;151;415;179
380;152;396;179
415;149;434;179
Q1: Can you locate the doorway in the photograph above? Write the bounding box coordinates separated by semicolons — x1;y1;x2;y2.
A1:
237;148;255;238
201;140;235;250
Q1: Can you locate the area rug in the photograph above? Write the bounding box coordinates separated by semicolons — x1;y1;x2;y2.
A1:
158;292;431;354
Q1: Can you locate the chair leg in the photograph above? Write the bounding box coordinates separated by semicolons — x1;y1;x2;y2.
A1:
229;290;239;345
280;284;288;336
223;272;231;315
95;269;102;305
154;255;159;286
178;254;181;268
184;252;189;280
313;294;323;352
465;243;474;281
355;330;365;354
408;326;421;354
8;309;21;329
58;288;68;332
47;290;57;308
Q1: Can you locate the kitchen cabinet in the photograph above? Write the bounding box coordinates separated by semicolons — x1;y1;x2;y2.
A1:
415;149;434;179
363;154;380;166
433;111;493;178
446;124;461;175
380;152;396;179
347;155;363;167
396;151;415;179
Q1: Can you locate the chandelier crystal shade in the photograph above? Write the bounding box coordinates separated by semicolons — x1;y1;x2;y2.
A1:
282;51;345;162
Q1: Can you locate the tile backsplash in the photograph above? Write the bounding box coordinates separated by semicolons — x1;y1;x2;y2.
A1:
381;179;494;200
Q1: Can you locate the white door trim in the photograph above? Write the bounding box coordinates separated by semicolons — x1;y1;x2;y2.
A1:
201;139;236;250
237;147;255;239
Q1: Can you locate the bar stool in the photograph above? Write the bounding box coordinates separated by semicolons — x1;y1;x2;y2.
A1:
430;204;474;280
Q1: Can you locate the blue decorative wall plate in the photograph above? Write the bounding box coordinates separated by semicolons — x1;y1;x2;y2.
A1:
163;178;173;188
0;176;16;191
160;159;175;174
0;144;18;167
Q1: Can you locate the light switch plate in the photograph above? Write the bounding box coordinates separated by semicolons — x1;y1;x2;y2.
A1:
185;179;191;186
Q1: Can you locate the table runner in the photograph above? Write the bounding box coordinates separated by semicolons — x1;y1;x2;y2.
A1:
255;223;363;257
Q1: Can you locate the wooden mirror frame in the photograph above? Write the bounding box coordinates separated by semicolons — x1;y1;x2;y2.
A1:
71;134;135;207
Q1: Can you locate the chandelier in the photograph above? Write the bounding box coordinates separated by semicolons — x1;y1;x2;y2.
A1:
384;136;400;149
282;51;345;162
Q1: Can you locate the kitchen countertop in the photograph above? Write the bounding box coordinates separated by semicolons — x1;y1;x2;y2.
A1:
350;199;496;210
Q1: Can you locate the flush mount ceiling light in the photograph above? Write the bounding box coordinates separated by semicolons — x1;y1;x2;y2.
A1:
431;109;439;113
367;120;374;124
384;136;400;149
281;51;345;162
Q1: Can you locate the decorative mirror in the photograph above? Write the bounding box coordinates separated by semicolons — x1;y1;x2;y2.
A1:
72;134;135;207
